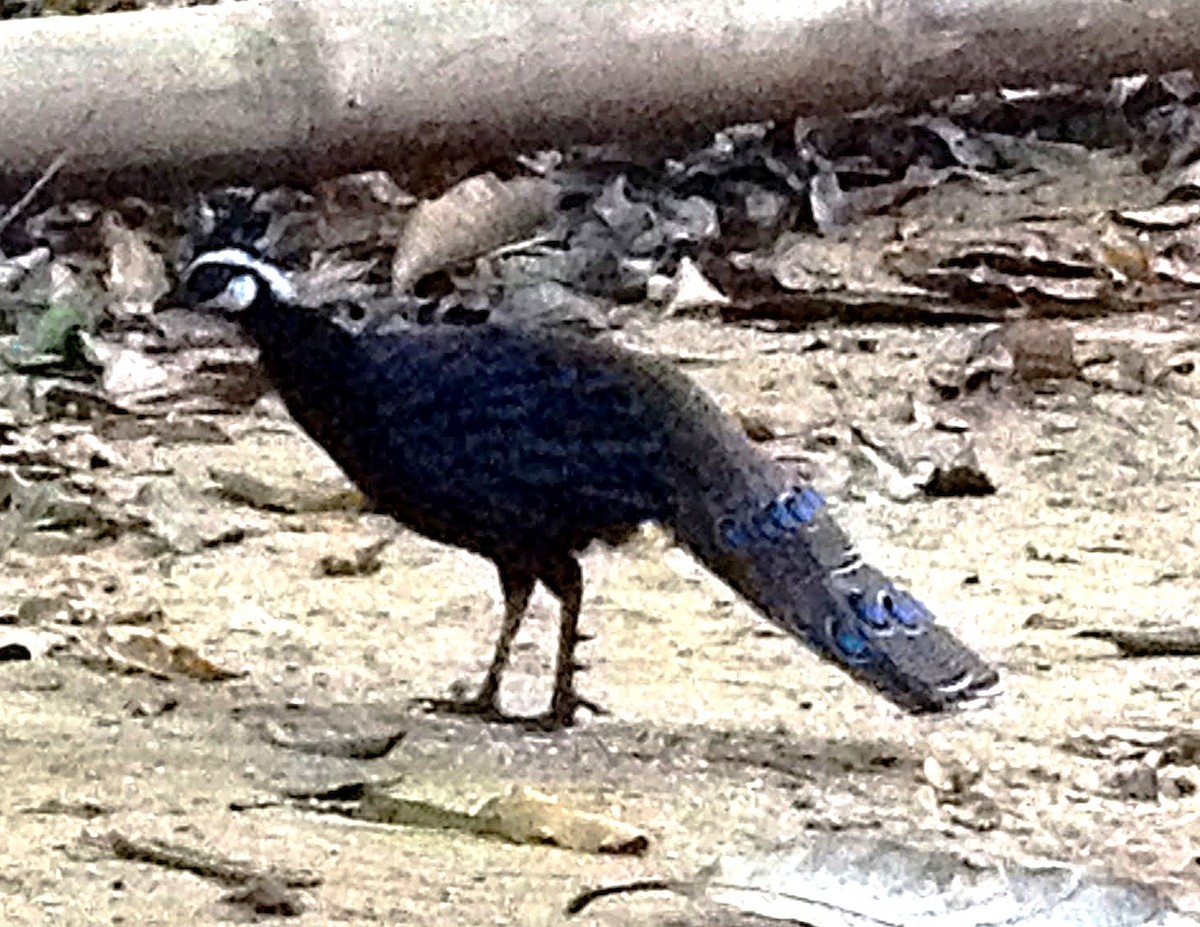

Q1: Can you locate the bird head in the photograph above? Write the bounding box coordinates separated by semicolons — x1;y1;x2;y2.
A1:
181;248;296;318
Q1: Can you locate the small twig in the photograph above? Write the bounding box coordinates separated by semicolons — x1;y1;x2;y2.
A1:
565;879;678;915
1076;627;1200;658
0;150;71;239
94;830;322;888
0;109;94;239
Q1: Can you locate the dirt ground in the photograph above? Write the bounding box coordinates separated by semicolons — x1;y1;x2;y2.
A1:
1;312;1198;925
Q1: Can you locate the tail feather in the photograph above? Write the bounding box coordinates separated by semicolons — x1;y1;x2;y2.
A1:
677;483;1000;714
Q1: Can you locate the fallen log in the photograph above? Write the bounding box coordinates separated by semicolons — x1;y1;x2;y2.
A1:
3;0;1200;199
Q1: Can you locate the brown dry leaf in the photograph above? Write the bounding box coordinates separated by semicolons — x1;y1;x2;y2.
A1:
99;347;172;400
665;257;729;314
391;174;560;290
724;233;963;326
307;170;415;253
0;247;51;289
1115;203;1200;232
354;790;480;831
1097;226;1153;282
884;222;1128;311
764;234;931;301
1148;225;1200;288
472;787;649;855
1004;320;1079;382
101;213;169;316
349;785;648;855
1152;253;1200;287
317;537;391;577
208;467;363;515
1063;727;1200;766
260;719;406;760
317;170;414;209
888;224;1095;278
292;254;378;308
93;625;244;681
139;479;249;554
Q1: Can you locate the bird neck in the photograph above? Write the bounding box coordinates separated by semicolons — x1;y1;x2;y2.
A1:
239;299;361;392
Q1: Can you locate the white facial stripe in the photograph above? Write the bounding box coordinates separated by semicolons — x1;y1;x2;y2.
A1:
185;249;297;302
228;274;258;310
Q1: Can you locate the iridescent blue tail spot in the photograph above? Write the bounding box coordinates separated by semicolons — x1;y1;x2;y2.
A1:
718;486;826;551
783;486;824;525
850;591;892;631
842;587;936;650
889;591;931;629
834;623;872;662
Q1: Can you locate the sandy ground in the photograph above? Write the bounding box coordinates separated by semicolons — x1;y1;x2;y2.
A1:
1;313;1198;925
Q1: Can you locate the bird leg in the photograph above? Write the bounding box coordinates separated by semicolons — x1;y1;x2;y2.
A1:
420;565;534;720
537;556;606;730
420;557;603;731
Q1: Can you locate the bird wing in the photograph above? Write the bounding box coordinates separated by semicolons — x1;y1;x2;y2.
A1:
349;325;676;545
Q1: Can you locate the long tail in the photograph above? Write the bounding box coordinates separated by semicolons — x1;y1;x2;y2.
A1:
668;441;1000;713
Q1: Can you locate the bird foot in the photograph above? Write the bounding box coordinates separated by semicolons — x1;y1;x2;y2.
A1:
415;693;505;722
415;689;606;732
529;690;608;732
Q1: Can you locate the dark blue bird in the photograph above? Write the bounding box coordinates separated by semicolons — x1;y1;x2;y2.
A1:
183;248;1000;729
